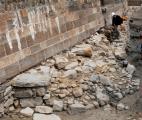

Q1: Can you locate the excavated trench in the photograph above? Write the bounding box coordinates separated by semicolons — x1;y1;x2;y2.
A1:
1;8;142;120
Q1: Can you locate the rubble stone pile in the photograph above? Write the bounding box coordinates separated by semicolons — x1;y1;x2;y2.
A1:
0;26;140;120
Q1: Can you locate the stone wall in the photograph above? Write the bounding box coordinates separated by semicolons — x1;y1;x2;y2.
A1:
128;0;142;6
0;0;126;84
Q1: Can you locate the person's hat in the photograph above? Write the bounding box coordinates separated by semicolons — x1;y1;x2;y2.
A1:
111;12;115;16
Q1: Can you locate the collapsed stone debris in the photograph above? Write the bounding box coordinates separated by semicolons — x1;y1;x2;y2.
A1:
0;24;139;120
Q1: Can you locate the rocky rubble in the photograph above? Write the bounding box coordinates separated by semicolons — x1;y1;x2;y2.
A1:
0;28;140;119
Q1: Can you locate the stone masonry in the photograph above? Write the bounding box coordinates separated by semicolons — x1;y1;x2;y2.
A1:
0;0;127;84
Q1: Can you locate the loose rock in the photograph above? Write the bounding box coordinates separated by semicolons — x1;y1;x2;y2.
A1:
12;73;50;87
53;100;64;112
126;64;136;75
33;114;61;120
14;89;33;98
63;70;77;79
20;107;34;117
35;106;53;114
96;88;110;104
68;103;86;115
65;62;78;70
71;45;93;57
117;103;125;111
4;86;12;96
43;94;51;100
73;87;83;97
54;56;69;69
20;97;43;107
36;87;46;97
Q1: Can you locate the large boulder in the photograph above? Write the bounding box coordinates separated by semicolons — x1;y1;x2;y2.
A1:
12;73;50;87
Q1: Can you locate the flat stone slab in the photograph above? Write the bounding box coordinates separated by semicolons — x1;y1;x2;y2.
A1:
11;73;51;87
33;114;61;120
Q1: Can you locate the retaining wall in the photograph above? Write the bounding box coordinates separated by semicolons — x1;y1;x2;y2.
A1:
0;0;126;84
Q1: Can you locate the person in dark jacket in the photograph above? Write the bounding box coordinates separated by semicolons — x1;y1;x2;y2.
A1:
111;12;123;39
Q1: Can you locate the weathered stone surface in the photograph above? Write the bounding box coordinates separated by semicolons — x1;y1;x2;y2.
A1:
90;74;100;83
117;103;125;111
126;64;136;75
39;66;50;74
63;70;77;79
73;87;83;97
96;88;109;104
99;75;112;86
84;60;96;69
53;100;64;112
43;94;50;100
93;101;99;108
35;106;53;114
4;97;14;108
114;48;127;60
65;62;78;70
14;100;20;108
86;104;94;110
54;56;69;69
20;107;34;117
36;88;46;97
15;89;33;98
103;104;112;111
50;68;61;78
71;45;93;57
20;97;43;107
4;86;12;96
12;73;50;87
114;92;123;100
82;66;93;73
0;104;4;113
69;103;86;114
81;84;89;91
9;106;15;112
33;114;61;120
